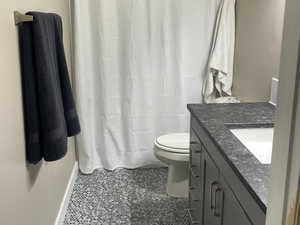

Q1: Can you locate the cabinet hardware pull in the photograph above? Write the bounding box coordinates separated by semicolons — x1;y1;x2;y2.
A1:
194;146;202;153
214;186;224;217
210;181;218;211
190;143;201;153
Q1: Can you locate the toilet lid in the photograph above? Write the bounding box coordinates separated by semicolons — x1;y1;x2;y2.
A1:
155;133;189;153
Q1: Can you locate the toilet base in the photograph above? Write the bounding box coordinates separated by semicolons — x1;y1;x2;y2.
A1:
166;162;189;198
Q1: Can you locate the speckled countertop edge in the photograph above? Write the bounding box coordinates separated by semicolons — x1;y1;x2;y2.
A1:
187;102;276;211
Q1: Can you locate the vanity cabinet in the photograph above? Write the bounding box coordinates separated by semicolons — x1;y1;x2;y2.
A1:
189;124;258;225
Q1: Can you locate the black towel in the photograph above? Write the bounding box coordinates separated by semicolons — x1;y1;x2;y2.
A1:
18;12;80;164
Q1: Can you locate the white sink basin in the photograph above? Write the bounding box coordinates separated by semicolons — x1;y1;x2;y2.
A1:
230;128;274;164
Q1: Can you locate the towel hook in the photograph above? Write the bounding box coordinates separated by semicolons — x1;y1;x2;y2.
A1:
14;11;33;25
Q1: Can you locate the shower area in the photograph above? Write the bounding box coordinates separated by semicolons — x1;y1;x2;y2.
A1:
72;0;219;173
66;0;221;224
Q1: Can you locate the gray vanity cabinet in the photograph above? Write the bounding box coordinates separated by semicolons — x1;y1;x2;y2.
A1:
189;126;254;225
188;104;270;225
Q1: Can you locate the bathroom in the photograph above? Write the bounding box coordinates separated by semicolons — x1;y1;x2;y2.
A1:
0;0;300;225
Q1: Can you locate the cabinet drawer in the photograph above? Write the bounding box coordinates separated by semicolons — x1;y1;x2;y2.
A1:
190;130;202;167
190;145;201;167
190;167;201;187
189;195;202;212
189;187;202;223
189;185;202;201
190;127;202;149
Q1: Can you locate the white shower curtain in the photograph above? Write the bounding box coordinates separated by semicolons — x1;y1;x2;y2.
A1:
72;0;220;173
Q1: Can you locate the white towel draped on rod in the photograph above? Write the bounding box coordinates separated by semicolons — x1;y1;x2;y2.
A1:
203;0;236;103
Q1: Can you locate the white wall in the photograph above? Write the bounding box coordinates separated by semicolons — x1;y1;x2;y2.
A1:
0;1;76;225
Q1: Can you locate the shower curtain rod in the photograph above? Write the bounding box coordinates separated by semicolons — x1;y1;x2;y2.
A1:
14;11;33;25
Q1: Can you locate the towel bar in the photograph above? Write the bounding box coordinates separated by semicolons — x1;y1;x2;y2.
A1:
14;11;33;25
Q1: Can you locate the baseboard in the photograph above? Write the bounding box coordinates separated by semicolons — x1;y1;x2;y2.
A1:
54;162;78;225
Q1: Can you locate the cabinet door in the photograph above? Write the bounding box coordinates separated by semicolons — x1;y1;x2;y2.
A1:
219;176;253;225
203;151;222;225
189;130;204;224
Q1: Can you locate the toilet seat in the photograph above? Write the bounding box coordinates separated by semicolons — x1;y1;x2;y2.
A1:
154;133;189;154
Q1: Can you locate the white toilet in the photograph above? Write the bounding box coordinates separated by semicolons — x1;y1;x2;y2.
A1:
153;133;190;198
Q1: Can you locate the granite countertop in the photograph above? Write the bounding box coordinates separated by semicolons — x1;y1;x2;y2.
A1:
187;102;275;210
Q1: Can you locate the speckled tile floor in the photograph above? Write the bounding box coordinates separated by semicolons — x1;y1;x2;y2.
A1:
64;167;188;225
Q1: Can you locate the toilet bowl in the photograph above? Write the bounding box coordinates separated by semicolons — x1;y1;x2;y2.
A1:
153;133;189;198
